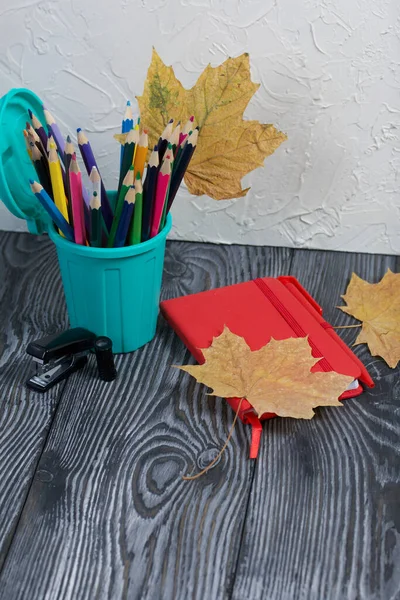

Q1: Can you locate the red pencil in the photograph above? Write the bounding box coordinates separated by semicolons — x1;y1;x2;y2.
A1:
150;150;173;238
69;153;87;245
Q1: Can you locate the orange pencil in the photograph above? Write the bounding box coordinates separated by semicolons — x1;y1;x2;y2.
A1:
133;130;148;179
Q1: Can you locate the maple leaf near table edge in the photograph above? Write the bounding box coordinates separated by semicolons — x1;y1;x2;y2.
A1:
177;327;354;419
135;48;287;200
339;269;400;369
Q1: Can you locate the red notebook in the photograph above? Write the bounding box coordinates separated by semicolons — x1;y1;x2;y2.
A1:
160;276;374;458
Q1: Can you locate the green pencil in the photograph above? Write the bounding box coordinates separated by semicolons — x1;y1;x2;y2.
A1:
90;191;102;247
107;166;134;247
129;173;143;245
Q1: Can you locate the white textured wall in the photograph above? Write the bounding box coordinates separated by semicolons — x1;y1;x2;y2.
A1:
0;0;399;254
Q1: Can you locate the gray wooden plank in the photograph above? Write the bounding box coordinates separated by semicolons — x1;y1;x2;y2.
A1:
231;249;400;600
0;232;68;570
0;240;293;600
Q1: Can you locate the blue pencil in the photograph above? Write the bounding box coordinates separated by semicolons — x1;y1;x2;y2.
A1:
114;186;135;247
121;101;134;167
29;179;74;242
43;107;66;163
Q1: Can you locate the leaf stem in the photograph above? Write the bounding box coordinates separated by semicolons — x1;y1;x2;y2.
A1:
182;397;244;481
333;324;362;329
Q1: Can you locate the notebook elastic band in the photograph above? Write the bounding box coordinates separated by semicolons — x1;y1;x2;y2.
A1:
253;278;333;372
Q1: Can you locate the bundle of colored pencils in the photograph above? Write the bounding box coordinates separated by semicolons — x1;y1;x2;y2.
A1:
25;102;198;247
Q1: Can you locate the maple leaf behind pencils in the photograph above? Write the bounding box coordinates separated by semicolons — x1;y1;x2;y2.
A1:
178;328;353;419
137;49;287;200
339;269;400;369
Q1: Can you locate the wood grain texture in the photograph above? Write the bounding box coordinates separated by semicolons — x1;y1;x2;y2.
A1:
231;250;400;600
0;232;68;570
0;239;293;600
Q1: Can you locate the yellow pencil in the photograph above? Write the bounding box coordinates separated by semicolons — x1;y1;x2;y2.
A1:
48;142;69;229
133;130;148;179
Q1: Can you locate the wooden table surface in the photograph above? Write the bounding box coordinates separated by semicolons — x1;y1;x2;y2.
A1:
0;231;399;600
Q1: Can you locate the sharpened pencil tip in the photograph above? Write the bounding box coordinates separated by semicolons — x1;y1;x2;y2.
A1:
29;179;34;184
190;115;194;122
167;142;172;149
93;191;98;196
127;100;131;106
154;145;158;151
77;127;82;132
66;134;71;142
28;109;33;119
168;118;173;123
136;172;141;180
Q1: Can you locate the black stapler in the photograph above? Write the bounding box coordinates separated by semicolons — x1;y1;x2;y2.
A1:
26;328;117;392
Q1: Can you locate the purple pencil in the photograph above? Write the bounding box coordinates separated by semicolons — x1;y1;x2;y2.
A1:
43;107;65;163
77;128;113;231
28;110;48;151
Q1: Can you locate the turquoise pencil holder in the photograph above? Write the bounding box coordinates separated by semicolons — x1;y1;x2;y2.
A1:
48;192;172;353
0;88;172;353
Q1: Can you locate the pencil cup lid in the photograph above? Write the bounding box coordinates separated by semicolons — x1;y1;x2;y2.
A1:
0;88;50;234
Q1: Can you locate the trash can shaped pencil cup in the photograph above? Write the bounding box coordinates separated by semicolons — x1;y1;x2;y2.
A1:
0;88;172;353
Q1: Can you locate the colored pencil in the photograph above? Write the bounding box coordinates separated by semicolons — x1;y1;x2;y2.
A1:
114;186;135;248
133;130;148;180
65;135;91;234
150;149;173;238
23;130;32;159
129;173;143;245
169;122;180;155
178;116;194;148
48;142;69;229
158;119;173;162
64;135;74;219
64;135;90;207
90;191;102;247
30;143;53;198
182;116;194;137
173;128;191;172
141;145;159;242
43;107;65;161
30;180;74;242
121;101;134;167
26;122;46;158
167;128;198;213
77;128;113;231
118;128;137;194
90;166;101;202
107;165;134;247
69;153;86;245
28;109;48;151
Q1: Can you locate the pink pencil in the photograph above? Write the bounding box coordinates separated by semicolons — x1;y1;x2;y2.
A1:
150;151;173;238
69;153;87;245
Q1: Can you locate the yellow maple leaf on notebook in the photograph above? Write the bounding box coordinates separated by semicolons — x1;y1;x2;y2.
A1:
136;49;287;200
178;328;353;419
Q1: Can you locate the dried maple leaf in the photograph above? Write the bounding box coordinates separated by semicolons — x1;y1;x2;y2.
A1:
136;49;287;200
178;328;353;419
339;269;400;368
